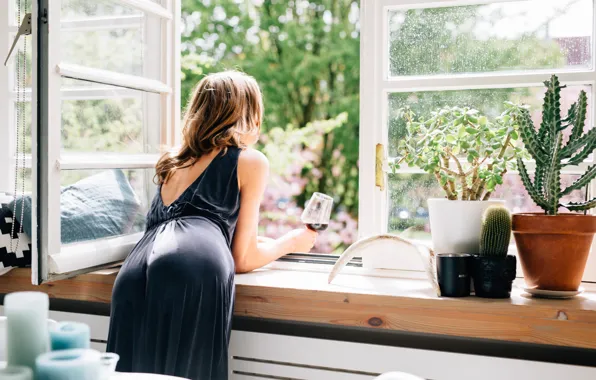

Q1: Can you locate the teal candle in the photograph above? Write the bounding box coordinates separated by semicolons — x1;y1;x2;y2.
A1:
0;366;33;380
35;348;101;380
4;291;50;370
50;322;91;350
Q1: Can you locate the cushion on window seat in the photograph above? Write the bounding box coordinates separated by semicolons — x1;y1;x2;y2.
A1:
0;195;32;273
0;169;142;274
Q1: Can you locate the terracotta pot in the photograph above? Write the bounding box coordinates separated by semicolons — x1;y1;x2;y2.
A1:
512;213;596;291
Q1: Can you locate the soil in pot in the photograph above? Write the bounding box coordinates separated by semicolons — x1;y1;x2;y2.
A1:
471;255;516;298
512;213;596;291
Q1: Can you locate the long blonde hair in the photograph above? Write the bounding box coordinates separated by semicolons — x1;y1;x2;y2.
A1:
155;70;263;185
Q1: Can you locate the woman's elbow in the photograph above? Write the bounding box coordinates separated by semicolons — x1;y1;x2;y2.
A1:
234;258;252;274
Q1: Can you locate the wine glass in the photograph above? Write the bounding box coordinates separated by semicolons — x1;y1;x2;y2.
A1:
301;192;333;231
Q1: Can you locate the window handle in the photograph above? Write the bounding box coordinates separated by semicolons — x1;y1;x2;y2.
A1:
4;13;32;66
375;143;386;191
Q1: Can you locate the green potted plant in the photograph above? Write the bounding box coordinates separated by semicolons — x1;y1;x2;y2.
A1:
396;106;526;254
509;75;596;292
472;205;516;298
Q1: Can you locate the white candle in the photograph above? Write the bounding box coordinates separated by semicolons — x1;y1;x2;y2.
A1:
36;348;101;380
0;366;34;380
50;321;91;350
4;291;50;370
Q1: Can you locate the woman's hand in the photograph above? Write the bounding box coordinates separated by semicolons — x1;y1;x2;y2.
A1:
285;228;318;253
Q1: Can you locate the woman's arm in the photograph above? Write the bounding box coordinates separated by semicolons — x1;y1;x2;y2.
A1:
257;236;275;243
232;148;317;274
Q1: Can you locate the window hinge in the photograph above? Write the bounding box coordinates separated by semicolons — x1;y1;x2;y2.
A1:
4;13;32;66
375;143;386;191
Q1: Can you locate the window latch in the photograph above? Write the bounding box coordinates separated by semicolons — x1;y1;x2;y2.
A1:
4;13;32;66
375;143;386;191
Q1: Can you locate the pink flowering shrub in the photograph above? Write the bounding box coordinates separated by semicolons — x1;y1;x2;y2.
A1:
257;114;359;254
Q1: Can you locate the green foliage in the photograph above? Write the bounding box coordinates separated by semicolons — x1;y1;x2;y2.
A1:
509;75;596;215
479;206;512;258
388;7;565;77
178;1;571;220
61;99;145;153
180;0;360;215
393;106;527;201
261;113;348;178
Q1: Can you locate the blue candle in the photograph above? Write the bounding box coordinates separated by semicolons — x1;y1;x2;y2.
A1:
50;322;91;350
35;348;101;380
4;292;50;370
0;366;33;380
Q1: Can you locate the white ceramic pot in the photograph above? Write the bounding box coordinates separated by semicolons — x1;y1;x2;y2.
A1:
427;199;506;254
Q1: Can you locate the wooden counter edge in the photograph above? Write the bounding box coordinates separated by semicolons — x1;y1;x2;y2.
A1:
1;268;596;350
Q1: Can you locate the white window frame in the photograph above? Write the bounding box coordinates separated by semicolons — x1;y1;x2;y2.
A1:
1;4;12;196
359;0;596;281
28;0;181;284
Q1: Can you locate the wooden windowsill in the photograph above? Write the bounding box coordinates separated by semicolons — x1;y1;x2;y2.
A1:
0;268;595;350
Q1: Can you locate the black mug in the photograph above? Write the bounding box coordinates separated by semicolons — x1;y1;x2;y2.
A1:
437;253;471;297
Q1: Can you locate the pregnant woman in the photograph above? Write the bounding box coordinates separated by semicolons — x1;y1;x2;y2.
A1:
106;71;318;379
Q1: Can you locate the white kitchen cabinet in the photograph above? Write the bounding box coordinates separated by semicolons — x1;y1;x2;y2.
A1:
1;306;594;380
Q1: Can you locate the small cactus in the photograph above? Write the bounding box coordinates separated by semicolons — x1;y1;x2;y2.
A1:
479;206;512;257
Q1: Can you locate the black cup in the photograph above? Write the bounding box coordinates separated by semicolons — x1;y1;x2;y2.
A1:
437;253;471;297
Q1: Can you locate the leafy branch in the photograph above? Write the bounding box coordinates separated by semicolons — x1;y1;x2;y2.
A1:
394;106;526;201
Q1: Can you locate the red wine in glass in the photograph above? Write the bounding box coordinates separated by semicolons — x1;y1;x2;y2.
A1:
301;193;333;232
306;223;329;231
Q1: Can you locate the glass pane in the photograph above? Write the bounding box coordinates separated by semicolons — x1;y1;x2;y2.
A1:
9;34;32;91
387;173;588;240
60;79;161;154
61;0;162;80
16;168;32;194
389;0;593;76
13;101;32;155
388;85;592;157
59;168;155;244
10;0;32;26
61;0;142;18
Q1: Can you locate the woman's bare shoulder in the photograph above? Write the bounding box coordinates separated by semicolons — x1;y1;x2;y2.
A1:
239;148;268;166
238;148;269;188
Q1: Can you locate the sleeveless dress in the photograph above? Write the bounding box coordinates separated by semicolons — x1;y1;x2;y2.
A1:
106;147;241;380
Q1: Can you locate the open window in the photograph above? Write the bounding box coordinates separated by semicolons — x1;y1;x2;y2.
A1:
27;0;180;284
359;0;596;280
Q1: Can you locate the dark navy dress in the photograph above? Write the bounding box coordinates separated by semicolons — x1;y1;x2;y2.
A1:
107;147;241;380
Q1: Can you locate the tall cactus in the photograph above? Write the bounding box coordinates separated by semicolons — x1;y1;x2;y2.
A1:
480;206;511;257
511;75;596;215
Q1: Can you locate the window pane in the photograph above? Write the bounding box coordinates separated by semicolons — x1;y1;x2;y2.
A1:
12;1;163;27
61;79;161;154
61;0;142;18
17;168;32;194
10;0;32;25
389;0;593;76
61;0;162;80
12;101;32;155
61;0;164;18
388;85;592;157
59;168;155;245
9;34;32;91
387;173;588;240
